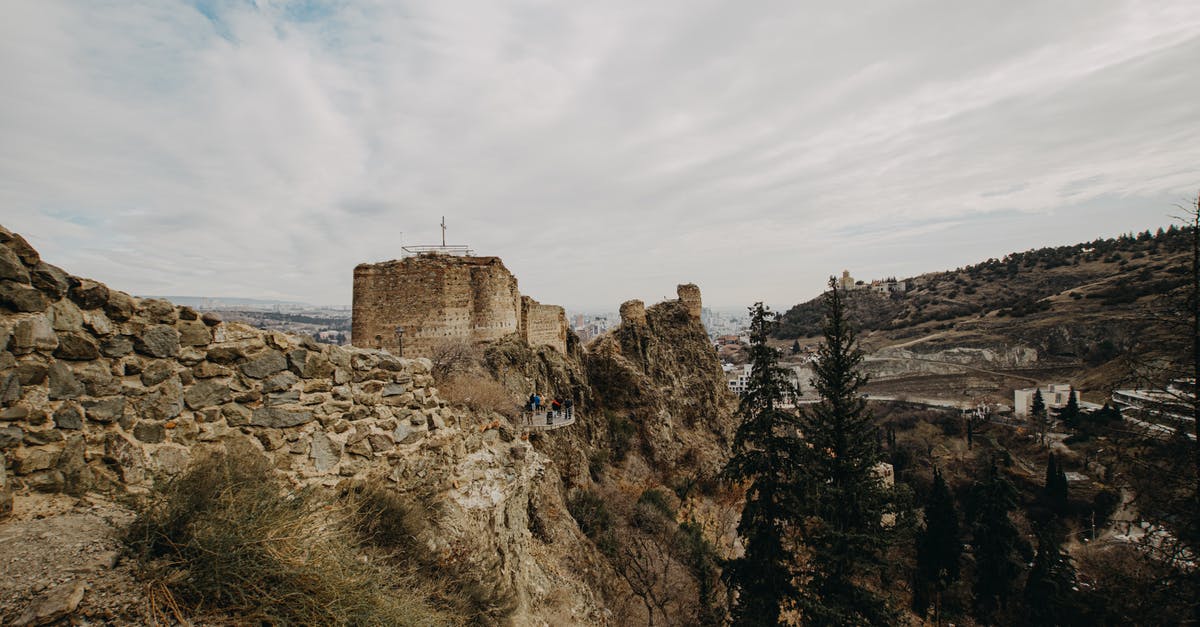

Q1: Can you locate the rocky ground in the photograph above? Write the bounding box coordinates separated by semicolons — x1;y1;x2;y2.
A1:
0;493;149;626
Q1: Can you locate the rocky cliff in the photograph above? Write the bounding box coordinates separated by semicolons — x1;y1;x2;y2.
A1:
0;225;609;625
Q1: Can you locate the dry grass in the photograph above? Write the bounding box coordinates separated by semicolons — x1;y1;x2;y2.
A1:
126;452;450;626
438;374;520;419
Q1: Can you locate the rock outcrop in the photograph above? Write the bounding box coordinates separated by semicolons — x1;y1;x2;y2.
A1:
0;225;606;625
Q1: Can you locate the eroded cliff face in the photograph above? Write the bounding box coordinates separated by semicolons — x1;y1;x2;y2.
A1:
586;291;736;476
0;226;607;625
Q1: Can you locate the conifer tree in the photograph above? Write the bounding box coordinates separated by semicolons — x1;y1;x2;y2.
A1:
791;339;801;354
1023;522;1079;626
969;459;1021;620
792;278;899;625
1031;389;1047;445
1054;388;1082;430
722;302;803;625
913;467;961;620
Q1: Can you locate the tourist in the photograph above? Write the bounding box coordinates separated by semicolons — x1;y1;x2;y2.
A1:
532;393;542;411
564;398;574;419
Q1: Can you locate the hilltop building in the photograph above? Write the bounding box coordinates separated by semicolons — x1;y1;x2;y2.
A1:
352;248;567;357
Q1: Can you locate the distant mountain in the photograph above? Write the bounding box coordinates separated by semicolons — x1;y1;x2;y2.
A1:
775;226;1191;386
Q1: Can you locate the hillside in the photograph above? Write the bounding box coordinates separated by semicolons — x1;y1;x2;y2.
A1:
775;226;1191;391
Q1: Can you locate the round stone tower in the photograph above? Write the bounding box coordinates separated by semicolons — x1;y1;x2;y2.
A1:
619;299;646;326
677;284;702;320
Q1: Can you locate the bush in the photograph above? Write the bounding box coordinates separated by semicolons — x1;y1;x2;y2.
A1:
438;375;519;419
608;412;637;462
568;489;617;556
126;452;447;626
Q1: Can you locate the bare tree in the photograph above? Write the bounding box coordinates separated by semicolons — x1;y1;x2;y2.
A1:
428;338;481;381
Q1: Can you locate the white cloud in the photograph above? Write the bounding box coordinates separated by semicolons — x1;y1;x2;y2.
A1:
1;0;1198;310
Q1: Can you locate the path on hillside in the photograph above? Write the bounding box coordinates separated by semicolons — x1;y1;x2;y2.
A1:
867;353;1040;385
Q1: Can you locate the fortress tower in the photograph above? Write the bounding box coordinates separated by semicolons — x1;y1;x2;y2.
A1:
352;253;566;357
677;284;702;321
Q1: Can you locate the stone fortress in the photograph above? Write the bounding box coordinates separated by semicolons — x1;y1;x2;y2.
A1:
352;252;568;357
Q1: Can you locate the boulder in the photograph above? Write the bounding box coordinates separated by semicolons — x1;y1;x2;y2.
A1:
48;361;85;400
221;402;251;426
261;370;299;393
250;406;314;428
139;360;176;386
206;345;245;364
47;299;83;331
30;262;69;299
133;421;166;443
201;311;222;326
311;430;342;471
81;310;113;336
16;361;47;385
12;580;86;627
22;429;63;445
53;403;84;430
77;361;118;396
136;378;183;421
134;324;180;358
100;335;133;358
0;426;22;448
184;379;232;410
138;298;177;323
82;397;126;423
104;290;135;321
68;278;109;310
6;233;40;265
1;372;20;406
178;319;212;346
12;316;58;353
241;349;287;379
53;332;100;360
0;245;30;282
0;281;49;312
16;448;59;474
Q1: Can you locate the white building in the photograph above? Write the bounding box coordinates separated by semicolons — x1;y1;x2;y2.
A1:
1013;384;1076;418
727;364;753;395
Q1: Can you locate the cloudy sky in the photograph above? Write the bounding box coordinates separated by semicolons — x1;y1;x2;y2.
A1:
3;1;1198;311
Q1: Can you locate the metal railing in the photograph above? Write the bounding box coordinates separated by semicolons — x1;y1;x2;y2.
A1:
518;407;576;430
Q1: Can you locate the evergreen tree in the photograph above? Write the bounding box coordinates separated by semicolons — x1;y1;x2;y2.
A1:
969;460;1021;620
792;278;899;625
791;339;801;354
1043;453;1069;513
1023;522;1080;626
1031;389;1047;445
913;468;961;621
722;302;803;625
1054;388;1082;430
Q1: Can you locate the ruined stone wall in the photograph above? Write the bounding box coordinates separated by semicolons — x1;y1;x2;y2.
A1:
0;227;473;499
677;283;702;321
352;255;520;357
353;253;568;357
519;296;567;354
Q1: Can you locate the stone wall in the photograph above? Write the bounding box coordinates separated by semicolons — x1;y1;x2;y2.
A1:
677;283;702;321
352;253;568;357
0;227;466;501
519;296;567;354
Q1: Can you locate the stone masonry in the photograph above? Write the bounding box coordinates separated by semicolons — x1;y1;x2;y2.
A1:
0;225;471;506
352;253;567;357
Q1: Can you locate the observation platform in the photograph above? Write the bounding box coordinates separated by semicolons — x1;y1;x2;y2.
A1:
518;408;576;431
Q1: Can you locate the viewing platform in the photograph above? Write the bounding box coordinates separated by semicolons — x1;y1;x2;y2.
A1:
518;408;576;431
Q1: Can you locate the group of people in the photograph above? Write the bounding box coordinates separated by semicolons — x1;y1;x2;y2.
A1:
525;392;574;425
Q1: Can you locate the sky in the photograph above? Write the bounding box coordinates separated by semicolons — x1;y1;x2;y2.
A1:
2;1;1198;311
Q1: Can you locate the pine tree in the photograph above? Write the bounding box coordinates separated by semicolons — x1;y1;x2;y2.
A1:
792;278;899;625
722;302;803;625
1054;388;1082;430
913;467;961;621
1023;521;1079;625
969;459;1021;620
1031;389;1047;445
1043;453;1069;513
791;339;801;354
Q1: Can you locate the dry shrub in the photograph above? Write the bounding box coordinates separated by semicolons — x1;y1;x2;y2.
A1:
126;452;448;626
344;481;518;625
429;338;482;381
438;374;519;419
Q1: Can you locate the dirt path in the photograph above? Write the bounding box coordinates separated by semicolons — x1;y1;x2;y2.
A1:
0;493;151;625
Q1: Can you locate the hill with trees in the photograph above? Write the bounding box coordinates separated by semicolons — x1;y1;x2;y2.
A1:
775;226;1191;382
